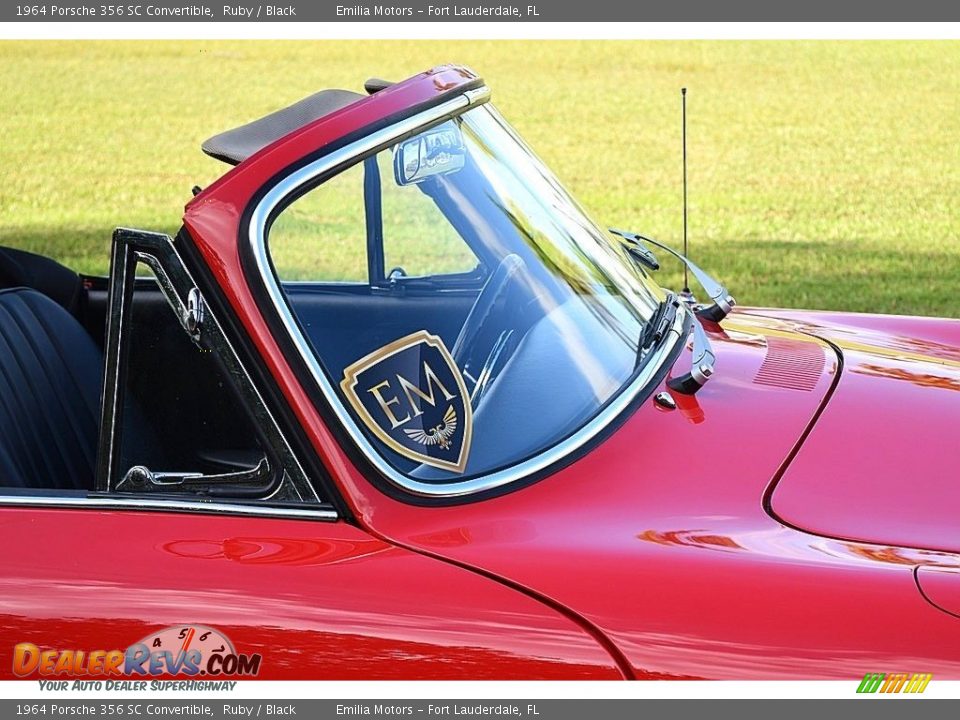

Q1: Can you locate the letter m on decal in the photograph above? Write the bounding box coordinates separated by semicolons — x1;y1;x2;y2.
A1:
857;673;885;693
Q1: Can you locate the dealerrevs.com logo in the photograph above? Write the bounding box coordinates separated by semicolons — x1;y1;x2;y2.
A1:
13;625;262;681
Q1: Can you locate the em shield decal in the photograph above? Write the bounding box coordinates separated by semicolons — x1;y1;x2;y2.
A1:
341;331;472;474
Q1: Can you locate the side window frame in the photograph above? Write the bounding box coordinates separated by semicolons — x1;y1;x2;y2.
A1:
364;155;387;287
95;227;331;516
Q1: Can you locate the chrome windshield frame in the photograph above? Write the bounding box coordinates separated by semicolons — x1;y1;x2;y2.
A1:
248;86;687;498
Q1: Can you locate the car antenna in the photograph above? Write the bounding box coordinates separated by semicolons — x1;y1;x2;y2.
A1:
611;86;736;326
678;87;696;306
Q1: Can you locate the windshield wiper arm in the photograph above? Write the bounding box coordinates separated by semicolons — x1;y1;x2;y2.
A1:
667;315;716;395
613;228;722;394
635;292;716;395
609;228;735;323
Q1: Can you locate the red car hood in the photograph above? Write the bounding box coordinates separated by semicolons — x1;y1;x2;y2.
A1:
357;308;960;677
756;308;960;554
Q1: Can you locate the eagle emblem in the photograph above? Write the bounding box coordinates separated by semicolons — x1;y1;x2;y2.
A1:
403;405;458;450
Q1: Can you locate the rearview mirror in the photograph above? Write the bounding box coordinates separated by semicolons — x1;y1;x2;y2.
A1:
394;121;466;186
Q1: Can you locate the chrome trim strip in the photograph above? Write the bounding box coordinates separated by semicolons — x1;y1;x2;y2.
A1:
249;87;685;498
0;494;338;520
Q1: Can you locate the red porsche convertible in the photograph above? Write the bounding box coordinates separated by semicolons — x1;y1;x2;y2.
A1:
2;65;959;681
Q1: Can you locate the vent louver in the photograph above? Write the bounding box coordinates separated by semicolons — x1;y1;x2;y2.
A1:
753;337;825;392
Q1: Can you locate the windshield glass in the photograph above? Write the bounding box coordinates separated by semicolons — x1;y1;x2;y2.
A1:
267;103;664;484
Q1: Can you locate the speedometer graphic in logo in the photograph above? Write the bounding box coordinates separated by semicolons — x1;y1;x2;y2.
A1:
129;624;262;677
138;624;235;658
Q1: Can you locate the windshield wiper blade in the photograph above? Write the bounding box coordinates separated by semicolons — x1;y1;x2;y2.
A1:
636;292;679;367
610;228;660;271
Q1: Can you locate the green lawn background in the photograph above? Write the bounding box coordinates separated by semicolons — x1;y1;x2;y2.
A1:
1;41;958;315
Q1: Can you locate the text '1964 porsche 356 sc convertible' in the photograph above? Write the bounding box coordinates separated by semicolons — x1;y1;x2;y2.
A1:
2;65;960;681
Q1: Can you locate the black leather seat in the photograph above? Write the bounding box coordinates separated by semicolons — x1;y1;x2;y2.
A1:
0;288;102;490
0;246;84;317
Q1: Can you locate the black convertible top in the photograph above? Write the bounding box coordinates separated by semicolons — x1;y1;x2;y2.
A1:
201;88;365;165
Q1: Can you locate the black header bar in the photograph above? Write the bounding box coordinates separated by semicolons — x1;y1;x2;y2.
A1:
5;0;960;22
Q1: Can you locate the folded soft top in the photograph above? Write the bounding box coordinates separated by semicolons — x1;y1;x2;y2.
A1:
201;88;364;165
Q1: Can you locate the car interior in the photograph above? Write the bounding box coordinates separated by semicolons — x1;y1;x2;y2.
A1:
0;282;101;491
0;241;488;493
0;245;265;493
0;247;105;491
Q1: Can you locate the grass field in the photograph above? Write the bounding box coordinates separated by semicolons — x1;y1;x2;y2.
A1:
1;41;958;315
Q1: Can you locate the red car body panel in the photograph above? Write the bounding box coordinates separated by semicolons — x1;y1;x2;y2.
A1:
758;309;960;555
314;314;960;678
917;566;960;618
0;509;622;679
111;66;960;678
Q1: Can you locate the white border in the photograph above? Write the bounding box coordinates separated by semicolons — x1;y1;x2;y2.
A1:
1;679;958;699
1;18;958;702
2;21;960;40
